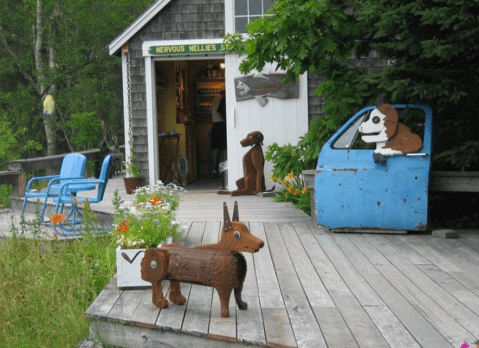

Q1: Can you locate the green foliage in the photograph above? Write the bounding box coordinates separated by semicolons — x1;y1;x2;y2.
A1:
0;184;12;208
0;229;116;348
0;0;153;156
271;173;311;216
433;141;479;171
123;138;142;178
226;0;479;173
0;114;42;169
66;112;102;150
112;183;184;249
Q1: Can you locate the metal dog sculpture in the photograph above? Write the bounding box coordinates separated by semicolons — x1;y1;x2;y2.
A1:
140;202;264;318
359;95;422;156
218;131;274;196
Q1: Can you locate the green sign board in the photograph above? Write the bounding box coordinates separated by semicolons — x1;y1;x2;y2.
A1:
149;43;226;56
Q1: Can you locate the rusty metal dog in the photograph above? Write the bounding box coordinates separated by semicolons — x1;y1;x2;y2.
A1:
218;131;273;196
139;202;264;318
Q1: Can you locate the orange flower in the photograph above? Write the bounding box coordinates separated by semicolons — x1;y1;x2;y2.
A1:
282;179;288;185
301;188;308;194
288;172;294;180
287;185;294;192
148;196;162;206
50;214;65;225
294;189;300;195
117;220;129;234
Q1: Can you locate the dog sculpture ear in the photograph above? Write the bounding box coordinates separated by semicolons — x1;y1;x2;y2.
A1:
379;104;399;138
232;201;239;222
375;93;387;107
257;132;264;146
224;202;232;231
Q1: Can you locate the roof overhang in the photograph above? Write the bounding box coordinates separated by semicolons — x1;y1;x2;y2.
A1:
108;0;173;56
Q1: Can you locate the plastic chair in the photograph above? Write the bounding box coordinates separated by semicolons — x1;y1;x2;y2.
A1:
21;153;88;222
51;155;113;236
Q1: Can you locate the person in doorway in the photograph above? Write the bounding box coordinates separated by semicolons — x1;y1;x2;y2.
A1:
211;89;226;178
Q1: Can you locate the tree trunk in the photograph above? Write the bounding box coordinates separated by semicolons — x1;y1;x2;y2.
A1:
34;0;56;157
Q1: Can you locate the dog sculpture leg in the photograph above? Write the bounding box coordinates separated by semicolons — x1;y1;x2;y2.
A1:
141;248;169;309
169;280;186;305
217;286;234;318
234;285;247;310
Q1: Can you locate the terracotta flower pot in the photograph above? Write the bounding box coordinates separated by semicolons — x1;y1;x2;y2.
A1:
123;177;143;194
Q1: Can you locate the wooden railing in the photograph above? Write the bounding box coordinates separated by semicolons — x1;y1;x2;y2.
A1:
0;147;124;198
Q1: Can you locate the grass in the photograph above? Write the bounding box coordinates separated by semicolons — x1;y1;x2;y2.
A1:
0;219;116;348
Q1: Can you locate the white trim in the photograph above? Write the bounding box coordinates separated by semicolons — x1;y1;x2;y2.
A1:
108;0;173;56
225;0;234;34
145;56;159;185
142;39;226;57
121;52;131;168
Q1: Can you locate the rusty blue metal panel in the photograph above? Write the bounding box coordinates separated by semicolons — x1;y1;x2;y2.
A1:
315;104;432;231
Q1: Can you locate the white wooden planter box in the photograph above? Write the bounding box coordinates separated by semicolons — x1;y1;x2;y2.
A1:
116;247;150;288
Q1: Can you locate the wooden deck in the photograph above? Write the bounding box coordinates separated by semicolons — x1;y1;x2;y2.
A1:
86;215;479;347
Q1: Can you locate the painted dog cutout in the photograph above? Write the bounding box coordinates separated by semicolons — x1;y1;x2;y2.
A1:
140;202;264;318
359;95;422;156
218;131;274;196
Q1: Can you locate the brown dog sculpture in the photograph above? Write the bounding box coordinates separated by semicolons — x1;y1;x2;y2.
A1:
140;202;264;318
218;131;273;196
359;95;422;156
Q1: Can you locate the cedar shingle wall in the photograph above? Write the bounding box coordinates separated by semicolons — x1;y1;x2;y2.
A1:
127;0;225;182
307;51;388;124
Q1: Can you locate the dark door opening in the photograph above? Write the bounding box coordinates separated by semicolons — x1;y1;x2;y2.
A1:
155;59;226;190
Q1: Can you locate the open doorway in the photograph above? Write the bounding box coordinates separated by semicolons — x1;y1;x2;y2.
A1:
155;59;226;190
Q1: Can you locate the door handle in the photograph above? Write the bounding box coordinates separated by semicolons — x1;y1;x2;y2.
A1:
406;153;429;159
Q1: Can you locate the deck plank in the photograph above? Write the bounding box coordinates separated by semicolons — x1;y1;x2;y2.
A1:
181;221;215;336
205;221;239;341
250;222;297;348
155;221;204;331
266;223;327;348
85;287;122;320
294;224;359;348
129;288;161;328
85;205;479;348
315;233;390;347
345;234;453;347
108;289;145;324
415;263;479;314
364;239;471;346
236;251;266;346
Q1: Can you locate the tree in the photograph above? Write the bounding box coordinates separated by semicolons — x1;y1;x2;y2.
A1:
0;0;152;159
225;0;479;173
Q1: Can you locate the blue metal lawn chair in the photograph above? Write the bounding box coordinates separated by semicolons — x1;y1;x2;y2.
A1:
21;153;88;223
52;154;113;236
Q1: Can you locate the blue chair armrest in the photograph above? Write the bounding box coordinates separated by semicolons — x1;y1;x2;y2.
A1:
25;175;60;192
57;179;103;196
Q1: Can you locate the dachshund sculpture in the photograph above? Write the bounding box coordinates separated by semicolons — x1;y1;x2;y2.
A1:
140;202;264;318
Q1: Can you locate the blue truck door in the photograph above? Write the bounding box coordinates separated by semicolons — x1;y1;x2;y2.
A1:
314;104;432;231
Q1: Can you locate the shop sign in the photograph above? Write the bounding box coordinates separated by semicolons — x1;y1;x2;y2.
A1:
149;43;226;56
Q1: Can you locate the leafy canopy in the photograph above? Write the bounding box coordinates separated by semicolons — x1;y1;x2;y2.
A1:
225;0;479;174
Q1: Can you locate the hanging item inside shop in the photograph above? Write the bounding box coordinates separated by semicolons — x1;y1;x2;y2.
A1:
234;73;299;106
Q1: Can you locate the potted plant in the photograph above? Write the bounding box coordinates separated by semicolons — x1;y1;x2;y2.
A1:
123;138;143;194
112;182;185;288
